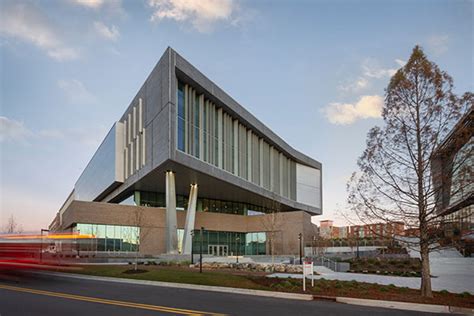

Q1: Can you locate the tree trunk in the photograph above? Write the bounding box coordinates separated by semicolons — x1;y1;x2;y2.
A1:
420;243;433;297
271;232;275;271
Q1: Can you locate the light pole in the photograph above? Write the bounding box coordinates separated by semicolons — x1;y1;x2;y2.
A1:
77;229;81;257
190;230;195;265
40;229;49;264
312;235;316;256
200;227;204;273
298;233;303;265
356;237;360;259
236;237;240;263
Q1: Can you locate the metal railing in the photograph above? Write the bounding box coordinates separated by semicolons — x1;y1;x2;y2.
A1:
311;256;350;272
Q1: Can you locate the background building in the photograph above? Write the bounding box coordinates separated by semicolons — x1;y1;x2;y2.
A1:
318;220;404;240
431;108;473;239
49;48;322;256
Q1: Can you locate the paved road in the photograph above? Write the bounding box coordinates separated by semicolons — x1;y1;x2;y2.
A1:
0;270;444;316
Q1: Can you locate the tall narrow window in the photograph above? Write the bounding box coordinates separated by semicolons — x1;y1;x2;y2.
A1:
203;102;207;162
177;81;185;151
194;94;200;158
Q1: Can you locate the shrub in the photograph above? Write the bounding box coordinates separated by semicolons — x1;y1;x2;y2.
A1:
379;286;389;292
459;292;471;298
439;289;449;294
367;258;377;265
399;287;409;293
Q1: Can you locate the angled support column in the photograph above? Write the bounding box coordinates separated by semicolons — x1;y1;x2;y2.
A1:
165;171;178;254
182;184;198;255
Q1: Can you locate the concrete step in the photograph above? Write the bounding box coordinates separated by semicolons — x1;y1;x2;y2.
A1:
313;265;334;274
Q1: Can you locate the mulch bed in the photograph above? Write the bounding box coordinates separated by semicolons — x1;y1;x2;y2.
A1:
252;277;474;308
122;269;148;274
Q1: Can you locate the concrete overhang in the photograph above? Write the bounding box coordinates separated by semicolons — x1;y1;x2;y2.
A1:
109;155;322;215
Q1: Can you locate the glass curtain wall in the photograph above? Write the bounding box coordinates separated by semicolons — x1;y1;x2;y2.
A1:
126;190;270;215
176;80;297;201
191;230;266;255
74;223;139;252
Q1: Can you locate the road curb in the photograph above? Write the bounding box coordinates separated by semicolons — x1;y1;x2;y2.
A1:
33;271;314;301
336;297;473;315
32;271;473;314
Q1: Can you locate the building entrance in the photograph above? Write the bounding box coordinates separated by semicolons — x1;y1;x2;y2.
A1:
208;244;228;256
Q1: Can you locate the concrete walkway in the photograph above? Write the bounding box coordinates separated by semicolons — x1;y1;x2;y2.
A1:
269;260;474;294
270;243;474;294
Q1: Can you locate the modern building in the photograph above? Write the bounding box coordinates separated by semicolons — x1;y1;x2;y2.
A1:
49;48;322;256
431;107;473;238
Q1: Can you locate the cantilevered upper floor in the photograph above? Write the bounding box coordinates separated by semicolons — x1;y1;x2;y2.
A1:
70;47;322;215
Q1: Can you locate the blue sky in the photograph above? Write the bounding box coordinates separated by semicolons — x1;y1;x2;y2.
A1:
0;0;472;231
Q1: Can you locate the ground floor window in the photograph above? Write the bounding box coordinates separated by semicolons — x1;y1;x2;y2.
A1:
121;190;272;216
190;230;267;255
74;223;140;252
442;205;473;237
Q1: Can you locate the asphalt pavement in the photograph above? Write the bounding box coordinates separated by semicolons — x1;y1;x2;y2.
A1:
0;270;447;316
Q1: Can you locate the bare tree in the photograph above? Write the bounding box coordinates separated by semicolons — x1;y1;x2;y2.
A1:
347;46;471;297
128;207;153;271
2;215;23;234
311;235;328;257
261;207;283;270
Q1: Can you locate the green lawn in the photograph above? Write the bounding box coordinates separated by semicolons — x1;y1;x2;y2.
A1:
71;265;266;290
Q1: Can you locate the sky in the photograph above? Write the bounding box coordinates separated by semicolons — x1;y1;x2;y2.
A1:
0;0;472;232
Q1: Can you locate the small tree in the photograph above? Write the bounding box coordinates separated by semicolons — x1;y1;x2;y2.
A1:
312;235;328;257
347;46;471;297
2;215;23;234
128;207;153;271
261;205;283;270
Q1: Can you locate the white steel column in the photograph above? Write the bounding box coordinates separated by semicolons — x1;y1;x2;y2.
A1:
166;171;178;254
182;184;198;255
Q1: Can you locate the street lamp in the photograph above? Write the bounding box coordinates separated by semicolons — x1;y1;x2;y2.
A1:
190;230;195;265
40;229;49;264
312;235;316;256
199;227;205;273
236;237;240;263
298;233;303;265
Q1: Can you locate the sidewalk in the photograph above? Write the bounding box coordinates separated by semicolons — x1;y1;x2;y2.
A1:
269;264;473;294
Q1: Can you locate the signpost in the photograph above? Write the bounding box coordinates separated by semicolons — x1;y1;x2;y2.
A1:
302;260;314;291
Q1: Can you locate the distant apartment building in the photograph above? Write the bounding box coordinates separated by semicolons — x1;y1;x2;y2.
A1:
319;221;404;239
319;220;333;239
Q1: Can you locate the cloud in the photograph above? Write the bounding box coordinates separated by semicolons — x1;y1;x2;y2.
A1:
426;34;449;56
0;3;79;61
362;58;398;79
0;117;32;142
323;95;384;125
69;0;125;16
338;77;369;93
58;79;97;104
148;0;236;32
338;59;405;93
70;0;105;9
94;21;120;41
395;59;406;67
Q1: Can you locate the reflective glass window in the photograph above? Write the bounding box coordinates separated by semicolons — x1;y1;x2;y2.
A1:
177;81;185;151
